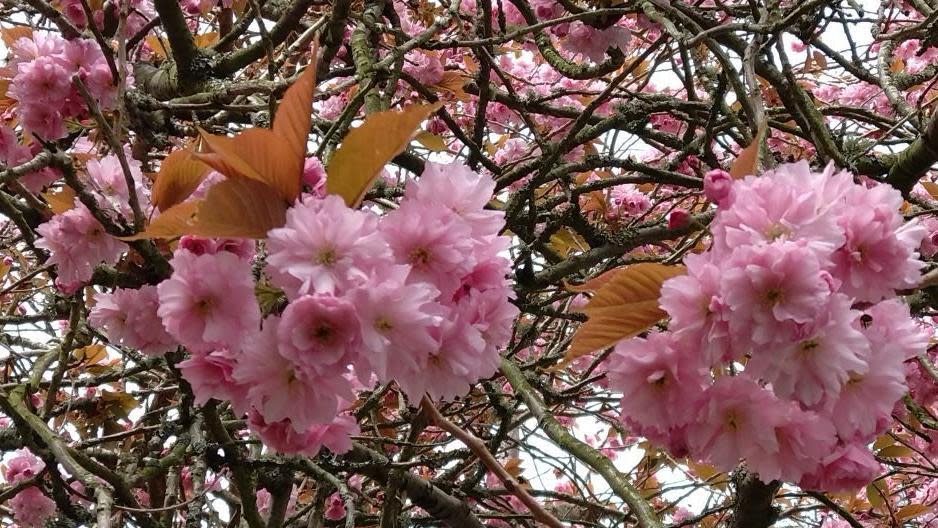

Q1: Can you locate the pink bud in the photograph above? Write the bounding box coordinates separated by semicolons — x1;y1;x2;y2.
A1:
324;493;346;520
426;117;448;135
179;235;215;256
703;169;733;205
667;209;690;229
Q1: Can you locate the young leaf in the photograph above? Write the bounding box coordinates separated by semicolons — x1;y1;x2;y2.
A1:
151;149;211;212
73;344;108;365
195;128;301;202
563;263;686;364
415;131;448;152
327;102;441;207
431;71;470;101
548;228;589;257
123;179;287;240
876;445;914;459
920;181;938;200
194;32;219;48
897;504;931;521
1;26;32;47
121;200;201;240
566;267;623;293
866;480;888;510
144;35;170;60
42;185;77;214
273;49;319;161
730;122;767;180
191;177;288;238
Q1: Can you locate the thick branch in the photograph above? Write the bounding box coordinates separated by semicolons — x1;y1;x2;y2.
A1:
885;111;938;194
344;444;486;528
729;470;781;528
152;0;202;88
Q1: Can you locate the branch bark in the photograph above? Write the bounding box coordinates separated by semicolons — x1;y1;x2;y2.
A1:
500;358;663;528
885;111;938;195
344;443;487;528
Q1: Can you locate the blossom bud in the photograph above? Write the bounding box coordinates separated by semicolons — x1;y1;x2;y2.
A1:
667;209;691;230
704;169;733;205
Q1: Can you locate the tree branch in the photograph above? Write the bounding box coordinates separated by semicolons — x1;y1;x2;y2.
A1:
499;358;663;528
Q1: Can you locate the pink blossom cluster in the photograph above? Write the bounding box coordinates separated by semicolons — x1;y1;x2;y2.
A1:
562;21;632;63
90;162;516;456
6;31;118;140
59;0;154;37
0;125;60;192
607;161;929;492
36;153;150;292
89;285;176;356
2;449;56;528
36;202;127;293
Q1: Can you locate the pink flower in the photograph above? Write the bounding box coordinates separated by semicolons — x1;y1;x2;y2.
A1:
659;253;735;365
350;266;441;379
721;241;833;342
711;163;845;255
89;285;177;356
403;51;444;86
19;104;67;141
858;299;929;362
156;249;261;352
749;405;837;483
703;169;732;205
455;285;518;354
532;0;563;19
748;294;870;407
404;162;504;238
178;236;254;260
0;126;59;192
607;332;708;438
607;185;651;220
688;376;788;473
392;314;495;402
36;203;127;287
799;444;882;493
832;183;926;302
277;294;362;374
10;486;56;528
233;317;354;428
382;201;475;298
178;349;248;407
302;156;327;196
85;153;149;218
10;55;71;106
266;194;391;298
247;411;359;456
178;235;216;256
324;492;347;520
824;349;905;443
4;449;45;485
564;21;631;62
667;209;690;229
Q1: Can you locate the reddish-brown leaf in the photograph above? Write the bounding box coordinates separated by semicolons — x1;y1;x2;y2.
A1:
563;263;686;364
327;103;441;207
273;44;319;161
121;200;201;240
151;149;211;212
124;178;287;240
192;177;288;238
42;185;77;215
1;26;32;47
729;123;767;179
195;128;301;202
